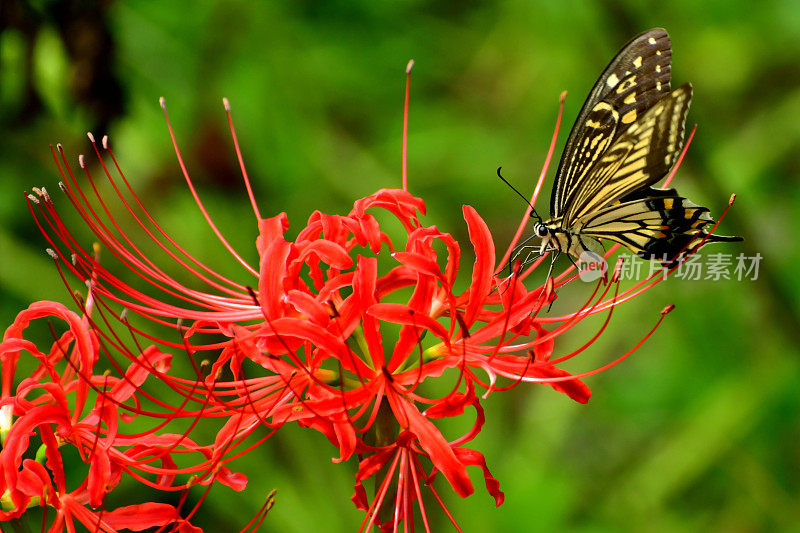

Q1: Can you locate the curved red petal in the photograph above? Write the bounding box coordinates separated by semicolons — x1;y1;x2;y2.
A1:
256;212;289;255
386;393;474;497
462;205;496;326
102;502;202;532
297;239;353;270
530;364;592;404
284;289;330;324
258;239;292;318
454;447;504;506
368;303;449;345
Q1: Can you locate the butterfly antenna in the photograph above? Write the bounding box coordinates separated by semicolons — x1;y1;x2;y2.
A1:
496;166;543;223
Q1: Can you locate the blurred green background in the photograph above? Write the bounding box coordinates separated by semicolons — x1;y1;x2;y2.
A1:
1;0;798;531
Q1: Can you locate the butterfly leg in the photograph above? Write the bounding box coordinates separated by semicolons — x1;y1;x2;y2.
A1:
542;250;560;312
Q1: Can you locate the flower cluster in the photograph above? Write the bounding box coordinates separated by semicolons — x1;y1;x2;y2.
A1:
0;300;250;531
1;67;721;532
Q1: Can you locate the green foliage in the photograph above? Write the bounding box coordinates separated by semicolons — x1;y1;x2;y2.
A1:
1;0;798;530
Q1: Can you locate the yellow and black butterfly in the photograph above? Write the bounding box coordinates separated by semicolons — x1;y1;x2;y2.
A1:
526;28;740;264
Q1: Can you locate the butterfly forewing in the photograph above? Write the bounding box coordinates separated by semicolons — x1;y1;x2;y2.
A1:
563;83;692;225
551;28;672;218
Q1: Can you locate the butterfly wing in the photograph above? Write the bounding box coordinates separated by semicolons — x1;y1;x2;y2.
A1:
551;28;672;219
573;189;741;260
562;84;692;226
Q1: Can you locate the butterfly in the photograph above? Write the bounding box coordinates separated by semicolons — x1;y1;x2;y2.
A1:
524;28;741;266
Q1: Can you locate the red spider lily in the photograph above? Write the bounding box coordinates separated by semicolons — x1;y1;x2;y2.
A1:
10;61;736;532
0;300;246;531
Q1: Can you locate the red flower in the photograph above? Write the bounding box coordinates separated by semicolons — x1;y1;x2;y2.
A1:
0;300;243;531
12;63;720;532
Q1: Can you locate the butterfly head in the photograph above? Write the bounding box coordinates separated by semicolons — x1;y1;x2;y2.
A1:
534;222;549;238
534;221;558;256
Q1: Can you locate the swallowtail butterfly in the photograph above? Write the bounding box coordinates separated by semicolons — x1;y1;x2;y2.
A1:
530;28;741;264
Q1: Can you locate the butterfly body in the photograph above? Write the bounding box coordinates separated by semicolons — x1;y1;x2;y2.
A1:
534;218;605;259
533;28;741;264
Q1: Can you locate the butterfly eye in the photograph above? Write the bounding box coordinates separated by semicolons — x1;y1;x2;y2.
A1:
536;225;549;238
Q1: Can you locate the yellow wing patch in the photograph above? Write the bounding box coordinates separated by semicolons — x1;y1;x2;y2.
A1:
616;76;637;93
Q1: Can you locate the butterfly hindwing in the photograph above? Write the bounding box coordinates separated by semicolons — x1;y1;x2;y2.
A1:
575;189;729;260
551;28;672;218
